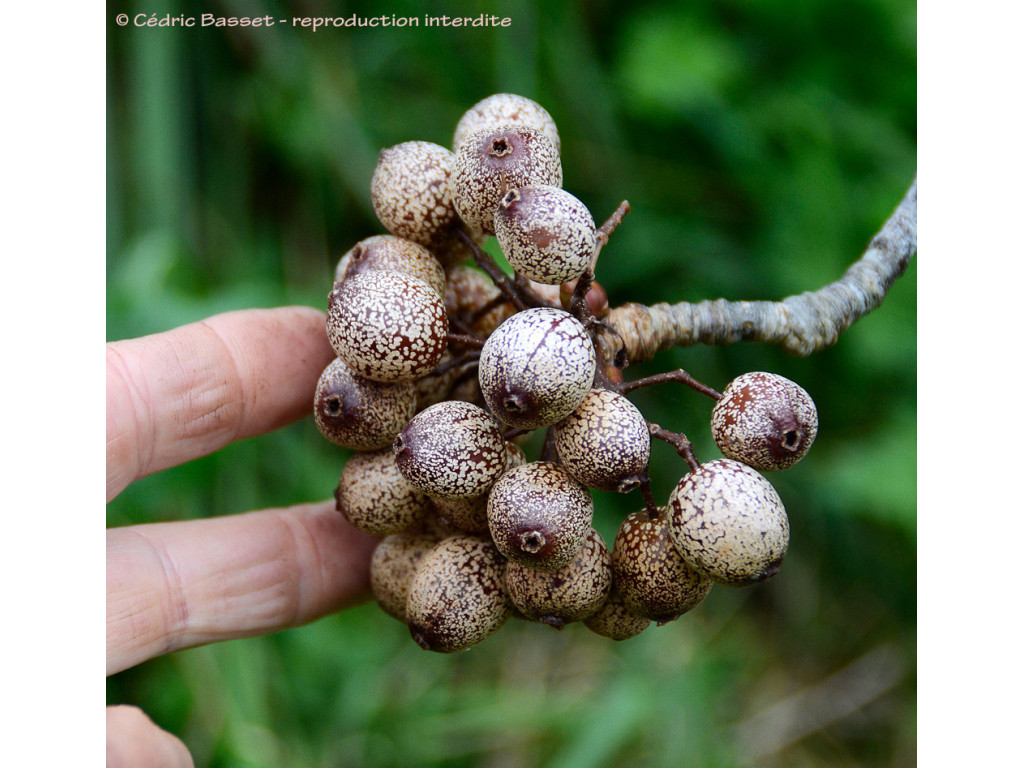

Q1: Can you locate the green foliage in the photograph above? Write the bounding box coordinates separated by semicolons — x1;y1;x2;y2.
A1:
108;0;916;764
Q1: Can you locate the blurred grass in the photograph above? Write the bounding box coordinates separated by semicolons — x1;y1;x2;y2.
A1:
107;0;916;765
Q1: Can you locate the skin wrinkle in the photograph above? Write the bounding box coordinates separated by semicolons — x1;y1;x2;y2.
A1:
134;525;191;659
178;319;248;449
106;344;158;503
107;502;377;675
106;307;334;501
106;527;190;675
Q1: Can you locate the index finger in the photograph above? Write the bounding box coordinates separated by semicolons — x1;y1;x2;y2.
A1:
106;307;334;502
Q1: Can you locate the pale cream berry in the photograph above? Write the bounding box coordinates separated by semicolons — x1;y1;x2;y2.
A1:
505;527;612;629
487;461;594;570
393;401;507;500
370;141;461;252
313;357;417;450
334;448;434;536
711;371;818;471
452;93;560;154
405;535;512;653
478;307;596;430
583;587;651;641
452;124;562;236
612;508;713;624
326;270;448;384
334;235;446;298
553;388;651;492
494;185;597;285
668;459;790;587
370;530;443;622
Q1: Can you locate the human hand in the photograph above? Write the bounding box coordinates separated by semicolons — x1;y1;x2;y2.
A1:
106;307;378;767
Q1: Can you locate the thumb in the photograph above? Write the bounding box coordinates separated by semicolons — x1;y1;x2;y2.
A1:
107;705;194;768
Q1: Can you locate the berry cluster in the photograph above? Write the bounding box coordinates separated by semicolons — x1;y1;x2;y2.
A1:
315;94;819;652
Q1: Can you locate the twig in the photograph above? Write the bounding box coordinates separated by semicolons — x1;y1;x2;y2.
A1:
649;423;701;472
617;368;722;400
605;177;917;360
456;228;529;312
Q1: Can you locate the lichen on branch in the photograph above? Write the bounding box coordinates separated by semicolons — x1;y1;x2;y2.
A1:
605;177;917;361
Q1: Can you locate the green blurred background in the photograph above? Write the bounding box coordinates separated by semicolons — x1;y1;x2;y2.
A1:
107;0;916;765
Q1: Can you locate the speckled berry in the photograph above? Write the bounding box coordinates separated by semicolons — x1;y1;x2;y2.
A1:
487;461;594;570
452;124;562;235
612;508;713;624
370;530;443;622
326;270;448;384
494;185;596;285
370;141;461;252
711;372;818;472
393;401;507;500
668;459;790;587
405;534;512;653
313;357;417;450
553;388;651;493
505;527;612;629
334;235;446;298
434;438;529;533
478;307;596;430
452;93;560;155
334;448;434;536
583;587;650;641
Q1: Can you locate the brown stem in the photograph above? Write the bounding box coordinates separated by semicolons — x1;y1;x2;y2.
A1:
638;474;660;518
569;266;597;321
456;228;529;312
591;200;631;273
541;426;558;463
502;427;532;442
617;369;722;400
430;349;480;377
446;333;486;349
596;200;632;249
649;422;701;472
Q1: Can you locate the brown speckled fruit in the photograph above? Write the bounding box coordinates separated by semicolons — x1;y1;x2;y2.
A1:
405;534;512;653
452;93;560;155
393;401;507;500
334;235;446;298
434;437;530;531
431;493;489;534
612;508;713;624
314;357;417;450
494;185;596;285
505;527;612;629
370;141;460;252
452;124;562;235
334;448;434;536
327;270;448;384
583;587;650;641
478;307;596;430
668;459;790;587
487;461;594;570
369;530;443;622
553;388;651;493
711;371;818;472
